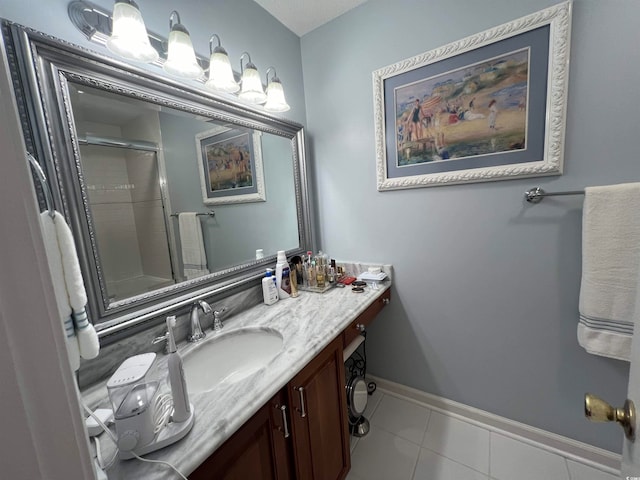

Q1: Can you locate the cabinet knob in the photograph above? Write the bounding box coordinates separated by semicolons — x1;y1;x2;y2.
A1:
382;297;390;305
355;323;365;332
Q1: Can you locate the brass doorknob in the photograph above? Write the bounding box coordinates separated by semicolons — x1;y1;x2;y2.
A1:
584;393;635;441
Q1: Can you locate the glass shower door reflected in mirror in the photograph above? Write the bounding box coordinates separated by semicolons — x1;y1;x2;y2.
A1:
79;143;176;301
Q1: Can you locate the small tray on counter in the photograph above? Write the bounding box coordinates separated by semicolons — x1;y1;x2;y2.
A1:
298;283;335;294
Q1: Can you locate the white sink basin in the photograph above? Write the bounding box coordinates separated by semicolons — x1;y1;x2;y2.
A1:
182;327;283;393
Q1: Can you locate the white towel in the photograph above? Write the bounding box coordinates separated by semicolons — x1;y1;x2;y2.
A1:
178;213;209;280
578;183;640;361
40;211;100;371
53;212;100;360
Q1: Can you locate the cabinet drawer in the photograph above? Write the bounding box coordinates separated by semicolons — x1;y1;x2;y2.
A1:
343;289;390;348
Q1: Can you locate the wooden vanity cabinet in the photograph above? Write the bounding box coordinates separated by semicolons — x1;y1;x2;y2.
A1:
189;389;294;480
190;289;390;480
287;335;350;480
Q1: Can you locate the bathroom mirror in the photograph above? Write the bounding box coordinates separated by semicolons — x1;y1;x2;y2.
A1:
3;23;313;335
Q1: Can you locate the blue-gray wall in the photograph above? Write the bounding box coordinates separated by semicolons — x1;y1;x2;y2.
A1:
301;0;637;453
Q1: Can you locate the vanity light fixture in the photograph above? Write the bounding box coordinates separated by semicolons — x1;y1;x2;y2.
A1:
68;1;291;113
263;67;290;113
105;0;158;63
163;11;204;79
204;34;239;93
238;52;267;104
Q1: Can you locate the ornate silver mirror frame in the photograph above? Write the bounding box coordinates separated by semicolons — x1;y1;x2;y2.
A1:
2;21;314;338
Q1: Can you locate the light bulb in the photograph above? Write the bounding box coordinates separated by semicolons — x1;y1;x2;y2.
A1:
163;13;203;79
264;77;290;112
106;1;158;63
205;47;239;93
239;63;266;104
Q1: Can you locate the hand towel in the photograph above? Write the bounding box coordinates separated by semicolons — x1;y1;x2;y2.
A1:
40;212;81;371
578;183;640;361
53;211;100;360
40;211;100;371
178;213;209;280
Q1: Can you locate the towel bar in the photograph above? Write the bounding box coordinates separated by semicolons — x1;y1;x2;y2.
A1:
525;186;585;204
170;211;215;218
27;152;56;219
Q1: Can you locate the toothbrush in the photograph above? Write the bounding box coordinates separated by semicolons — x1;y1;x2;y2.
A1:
166;316;191;423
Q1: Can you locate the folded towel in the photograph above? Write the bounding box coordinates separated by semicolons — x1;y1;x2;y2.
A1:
578;183;640;361
178;213;209;280
40;211;100;371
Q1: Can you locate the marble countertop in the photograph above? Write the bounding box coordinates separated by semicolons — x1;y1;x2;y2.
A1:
99;276;391;479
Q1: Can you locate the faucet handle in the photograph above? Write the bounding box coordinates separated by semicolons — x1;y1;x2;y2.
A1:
212;307;227;332
153;332;169;344
152;332;170;353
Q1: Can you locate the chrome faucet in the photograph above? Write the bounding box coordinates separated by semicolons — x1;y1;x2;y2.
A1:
188;300;211;342
213;307;227;332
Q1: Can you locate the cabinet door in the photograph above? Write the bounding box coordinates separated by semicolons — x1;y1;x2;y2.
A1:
189;389;293;480
288;336;350;480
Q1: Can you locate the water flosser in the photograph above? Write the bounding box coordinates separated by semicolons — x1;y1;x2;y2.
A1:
166;316;191;423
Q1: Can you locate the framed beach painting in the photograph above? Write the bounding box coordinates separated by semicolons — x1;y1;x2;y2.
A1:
373;1;572;190
196;126;265;205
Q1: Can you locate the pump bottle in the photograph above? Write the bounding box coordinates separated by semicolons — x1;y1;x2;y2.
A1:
275;250;292;299
262;269;279;305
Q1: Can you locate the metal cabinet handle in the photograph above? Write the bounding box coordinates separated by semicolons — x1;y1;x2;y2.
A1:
382;297;390;305
355;323;365;332
279;405;290;438
295;386;307;418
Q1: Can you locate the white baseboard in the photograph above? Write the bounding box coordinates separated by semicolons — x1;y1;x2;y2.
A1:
368;375;621;475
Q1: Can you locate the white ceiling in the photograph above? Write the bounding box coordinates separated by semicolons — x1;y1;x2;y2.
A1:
253;0;368;37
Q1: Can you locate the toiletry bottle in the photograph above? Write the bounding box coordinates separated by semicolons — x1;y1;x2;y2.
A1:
166;315;190;423
275;250;292;298
290;268;299;297
289;255;304;297
308;260;317;287
262;269;279;305
316;263;326;288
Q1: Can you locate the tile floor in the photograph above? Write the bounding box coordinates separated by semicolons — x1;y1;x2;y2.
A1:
346;389;620;480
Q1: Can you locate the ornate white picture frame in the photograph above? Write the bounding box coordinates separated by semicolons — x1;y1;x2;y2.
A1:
196;126;265;205
373;1;572;191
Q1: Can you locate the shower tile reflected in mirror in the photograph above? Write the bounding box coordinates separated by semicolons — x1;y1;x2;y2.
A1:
80;144;176;301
